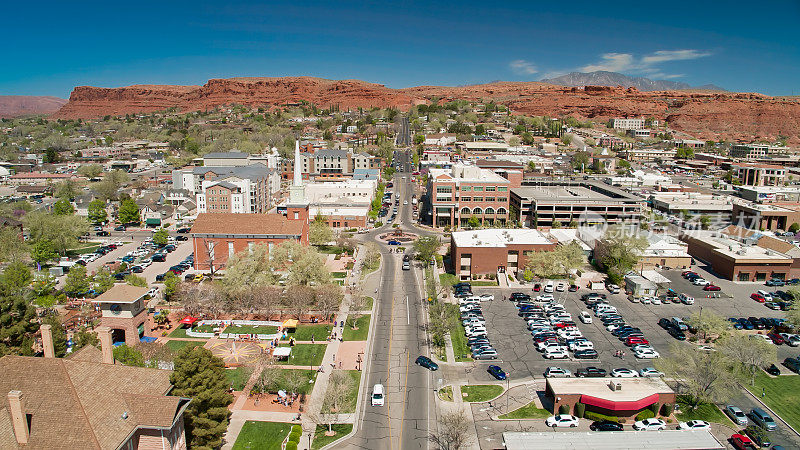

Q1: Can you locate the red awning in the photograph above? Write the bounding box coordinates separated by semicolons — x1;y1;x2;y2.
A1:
179;316;199;325
580;393;660;411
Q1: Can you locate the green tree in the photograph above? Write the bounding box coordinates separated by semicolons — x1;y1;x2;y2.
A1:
467;215;481;228
594;227;648;284
220;244;279;291
655;342;741;410
413;236;441;263
718;333;777;385
309;220;334;246
0;264;39;356
125;274;147;287
23;212;89;255
31;239;58;268
72;326;99;351
93;268;115;294
699;215;711;230
163;271;180;300
118;198;140;225
271;241;331;286
87;199;108;225
524;242;586;279
789;223;800;234
63;265;91;296
152;228;169;246
527;161;536;172
618;159;631;169
43;314;68;357
685;310;727;341
675;147;695;159
77;163;103;179
413;134;425;145
170;346;232;450
572;151;590;171
113;344;145;366
53;198;75;216
0;226;28;263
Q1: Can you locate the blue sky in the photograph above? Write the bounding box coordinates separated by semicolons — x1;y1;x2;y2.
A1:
4;0;799;97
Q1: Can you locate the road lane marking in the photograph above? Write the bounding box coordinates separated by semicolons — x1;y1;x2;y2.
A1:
399;350;410;450
406;295;410;325
388;295;395;450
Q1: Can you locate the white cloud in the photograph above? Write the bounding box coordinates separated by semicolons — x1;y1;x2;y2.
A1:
579;49;710;78
509;59;538;75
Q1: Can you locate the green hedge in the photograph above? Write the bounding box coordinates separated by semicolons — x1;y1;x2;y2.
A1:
285;442;298;450
289;430;302;442
291;425;302;434
584;411;623;423
636;409;655;421
558;404;570;414
574;403;586;418
661;403;674;416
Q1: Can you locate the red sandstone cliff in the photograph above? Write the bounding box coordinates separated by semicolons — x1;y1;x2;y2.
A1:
0;95;67;118
53;77;800;144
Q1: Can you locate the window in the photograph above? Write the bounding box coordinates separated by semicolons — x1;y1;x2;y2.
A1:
460;186;471;191
485;186;496;192
485;207;495;215
248;242;254;254
228;242;235;256
484;197;494;202
498;186;508;192
497;197;507;203
436;186;452;193
460;197;471;202
497;207;507;215
472;197;483;202
472;207;482;215
294;211;299;220
473;186;484;191
460;207;470;215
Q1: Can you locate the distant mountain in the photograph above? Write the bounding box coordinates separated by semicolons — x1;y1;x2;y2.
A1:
540;71;726;92
0;95;68;117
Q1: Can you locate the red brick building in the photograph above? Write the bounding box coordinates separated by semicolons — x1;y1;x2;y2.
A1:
191;212;309;272
91;284;151;345
450;229;557;280
546;377;676;420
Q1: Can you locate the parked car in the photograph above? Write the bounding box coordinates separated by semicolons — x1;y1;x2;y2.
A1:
579;311;592;324
589;420;623;431
751;293;766;303
703;284;721;291
765;278;785;286
545;414;579;428
677;420;710;430
782;357;800;373
576;367;606;377
639;367;664;377
415;355;438;371
544;367;572;378
730;434;758;450
610;368;639;378
573;349;599;359
725;405;749;426
749;408;777;431
114;225;126;231
633;418;667;431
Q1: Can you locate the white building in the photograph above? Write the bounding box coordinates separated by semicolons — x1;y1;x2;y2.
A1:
730;143;791;159
611;118;646;130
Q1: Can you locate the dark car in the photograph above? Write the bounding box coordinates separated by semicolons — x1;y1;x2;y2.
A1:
96;230;110;236
743;425;772;448
155;273;167;282
114;271;130;280
177;227;191;233
114;225;126;231
658;318;673;329
387;240;402;246
487;365;507;380
590;420;623;431
568;284;578;292
786;278;800;285
415;355;438;371
783;357;800;373
576;367;606;377
729;318;744;330
152;253;166;262
668;327;687;340
574;349;599;359
175;235;188;241
766;364;781;376
748;317;765;329
738;318;754;330
130;265;144;273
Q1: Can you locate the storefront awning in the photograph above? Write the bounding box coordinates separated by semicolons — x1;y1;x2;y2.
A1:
146;218;161;225
282;319;299;329
273;347;291;357
580;393;660;411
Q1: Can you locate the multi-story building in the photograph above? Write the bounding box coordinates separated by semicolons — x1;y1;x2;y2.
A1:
510;180;643;228
179;164;279;214
732;163;786;186
730;143;790;159
731;202;800;232
673;139;705;149
610;118;646;130
619;149;676;161
279;149;381;180
649;192;733;223
450;228;557;280
427;163;515;228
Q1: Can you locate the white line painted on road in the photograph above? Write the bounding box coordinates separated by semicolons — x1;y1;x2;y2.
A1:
406;295;410;325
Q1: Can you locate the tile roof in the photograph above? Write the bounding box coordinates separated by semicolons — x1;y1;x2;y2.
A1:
0;353;186;449
190;213;305;236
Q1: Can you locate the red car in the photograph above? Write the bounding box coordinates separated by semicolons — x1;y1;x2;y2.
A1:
703;284;721;291
730;434;757;450
625;337;649;346
751;293;766;303
682;270;697;278
767;332;785;345
533;283;541;292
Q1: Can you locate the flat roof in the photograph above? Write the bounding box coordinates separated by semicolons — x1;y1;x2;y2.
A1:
688;231;793;261
512;184;641;204
452;228;553;248
503;430;724;450
546;377;672;402
92;284;150;304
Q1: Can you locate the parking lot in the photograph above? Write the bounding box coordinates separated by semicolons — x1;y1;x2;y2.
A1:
460;268;797;382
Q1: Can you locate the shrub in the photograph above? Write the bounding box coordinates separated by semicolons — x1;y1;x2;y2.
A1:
289;429;302;442
584;411;622;423
558;404;570;414
574;402;585;418
636;409;655;421
285;441;298;450
444;226;451;232
661;403;674;416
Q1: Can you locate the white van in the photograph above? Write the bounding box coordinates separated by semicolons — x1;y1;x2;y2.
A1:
757;290;773;302
371;383;385;406
579;311;592;324
544;281;555;293
679;293;695;305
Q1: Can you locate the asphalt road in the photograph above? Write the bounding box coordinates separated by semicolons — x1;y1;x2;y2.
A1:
396;117;411;147
343;173;433;449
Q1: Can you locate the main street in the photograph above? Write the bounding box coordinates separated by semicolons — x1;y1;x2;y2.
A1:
343;151;435;449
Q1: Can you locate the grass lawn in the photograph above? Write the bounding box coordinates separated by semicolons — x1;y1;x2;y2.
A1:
362;296;374;309
169;326;212;339
232;420;291;450
331;271;347;279
311;424;353;450
438;385;453;402
275;344;327;366
460;385;504;403
168;326;190;338
225;366;253;391
470;280;498;286
322;370;361;414
316;245;353;255
284;324;333;341
499;400;551;420
225;324;278;335
343;315;370;341
439;273;458;287
165;340;205;352
444;304;471;362
67;243;101;258
676;395;734;425
748;372;800;431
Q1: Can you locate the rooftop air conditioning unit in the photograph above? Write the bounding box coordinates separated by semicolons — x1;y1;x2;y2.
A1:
608;380;623;391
